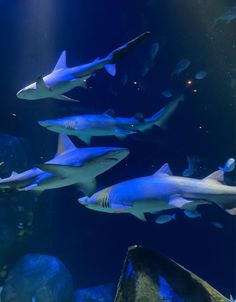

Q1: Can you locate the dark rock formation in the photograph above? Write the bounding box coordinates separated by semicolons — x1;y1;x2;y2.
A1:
114;245;229;302
0;254;75;302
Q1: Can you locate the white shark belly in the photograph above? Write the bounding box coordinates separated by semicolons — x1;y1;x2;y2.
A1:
130;199;174;213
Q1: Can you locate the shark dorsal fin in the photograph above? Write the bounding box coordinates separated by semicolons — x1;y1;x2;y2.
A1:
103;109;115;117
11;171;18;177
203;170;224;183
133;113;144;122
57;134;76;155
153;163;173;176
53;50;67;72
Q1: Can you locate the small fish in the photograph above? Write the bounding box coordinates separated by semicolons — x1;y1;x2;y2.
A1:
172;59;191;77
141;64;151;77
210;221;223;229
150;42;159;60
155;214;176;224
184;210;201;218
182;156;200;177
194;71;208;80
121;74;128;86
213;5;236;27
161;90;172;98
219;158;235;173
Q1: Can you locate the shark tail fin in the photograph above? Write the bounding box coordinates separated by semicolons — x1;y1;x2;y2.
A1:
150;94;184;129
105;31;151;65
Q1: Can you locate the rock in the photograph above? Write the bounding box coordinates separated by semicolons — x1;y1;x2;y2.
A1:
0;254;75;302
114;245;229;302
75;284;115;302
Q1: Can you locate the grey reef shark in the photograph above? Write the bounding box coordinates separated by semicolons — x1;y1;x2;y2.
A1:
79;163;236;221
16;31;150;102
0;134;129;195
38;94;184;144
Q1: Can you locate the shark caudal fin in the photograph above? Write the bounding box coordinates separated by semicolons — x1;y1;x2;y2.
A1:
151;94;184;129
104;31;151;76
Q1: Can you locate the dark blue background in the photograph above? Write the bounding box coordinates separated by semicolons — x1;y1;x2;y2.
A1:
0;0;235;297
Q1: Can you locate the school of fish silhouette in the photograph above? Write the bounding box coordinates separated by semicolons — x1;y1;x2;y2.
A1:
1;30;236;223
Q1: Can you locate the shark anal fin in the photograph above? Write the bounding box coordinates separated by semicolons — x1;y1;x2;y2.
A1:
53;50;67;72
131;212;147;222
77;135;91;145
52;95;80;102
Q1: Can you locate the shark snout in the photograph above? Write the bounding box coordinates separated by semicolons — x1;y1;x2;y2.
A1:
16;89;25;99
78;196;91;206
38;120;55;128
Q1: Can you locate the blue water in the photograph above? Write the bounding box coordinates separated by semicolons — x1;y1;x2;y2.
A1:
0;0;235;299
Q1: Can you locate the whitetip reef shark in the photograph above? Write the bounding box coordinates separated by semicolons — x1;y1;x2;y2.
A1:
38;94;184;144
78;163;236;221
0;134;129;195
16;31;150;102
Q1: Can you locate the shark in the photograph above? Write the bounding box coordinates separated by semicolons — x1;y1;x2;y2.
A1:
78;163;236;221
0;134;129;195
38;95;184;144
16;31;150;102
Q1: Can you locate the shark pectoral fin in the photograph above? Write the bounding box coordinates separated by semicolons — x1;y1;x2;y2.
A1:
52;95;80;102
36;76;48;91
183;200;210;211
77;135;91;145
36;163;82;177
77;178;97;196
105;63;116;76
217;200;236;215
169;196;193;208
130;212;147;222
20;183;38;191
